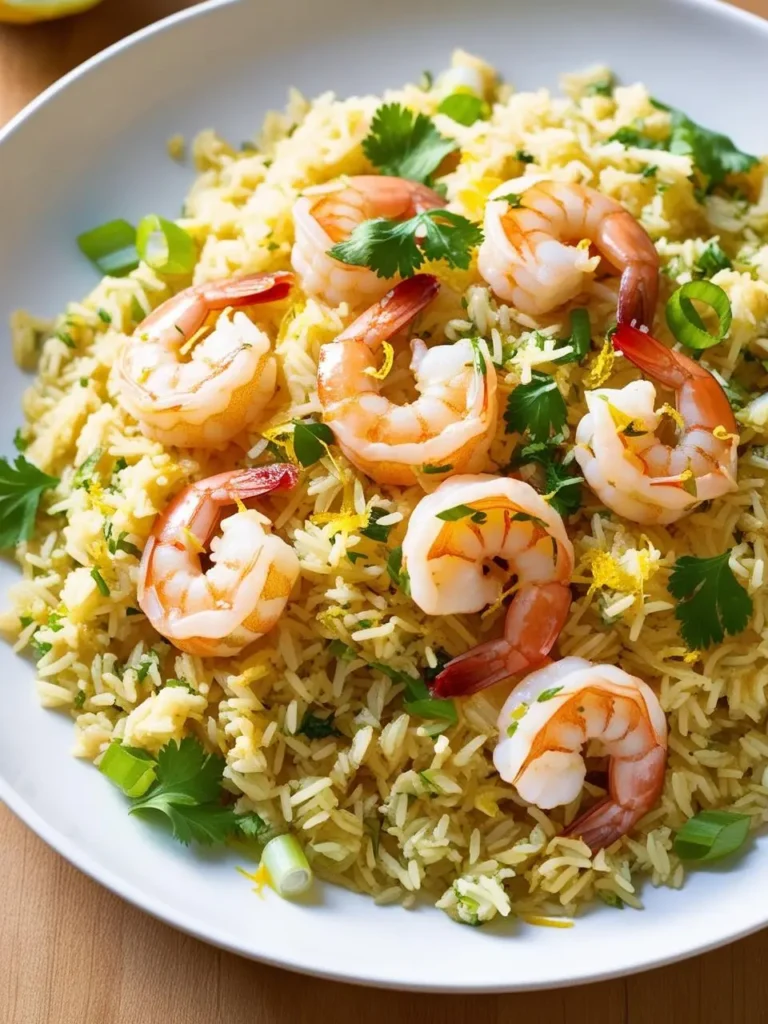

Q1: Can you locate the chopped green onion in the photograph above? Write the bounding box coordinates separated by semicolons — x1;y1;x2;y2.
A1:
436;503;487;524
260;833;313;898
404;696;457;723
136;214;197;276
90;567;110;596
421;463;453;475
328;639;356;661
665;280;732;351
537;685;564;702
97;308;112;324
77;219;139;277
673;809;751;862
99;741;156;798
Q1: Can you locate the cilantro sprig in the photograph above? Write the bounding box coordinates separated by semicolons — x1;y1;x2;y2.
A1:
515;440;583;518
362;103;457;185
504;371;567;444
667;550;752;649
106;737;268;846
328;209;482;279
0;455;59;549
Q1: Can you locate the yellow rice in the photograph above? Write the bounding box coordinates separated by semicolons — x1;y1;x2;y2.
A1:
4;52;768;927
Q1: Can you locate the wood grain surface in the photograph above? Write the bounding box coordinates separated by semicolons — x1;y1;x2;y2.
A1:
0;2;766;1021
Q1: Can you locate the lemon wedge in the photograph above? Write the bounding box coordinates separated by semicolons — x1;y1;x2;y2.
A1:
0;0;102;23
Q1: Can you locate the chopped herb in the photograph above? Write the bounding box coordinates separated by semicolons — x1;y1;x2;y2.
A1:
13;429;28;452
346;551;367;564
292;420;334;468
56;330;76;349
360;507;393;543
127;737;261;846
329;208;482;279
421;463;453;475
386;546;410;596
90;568;110;596
97;308;112;324
537;685;564;702
30;632;52;660
105;526;141;558
668;550;752;649
79;378;89;388
0;455;59;549
362;102;457;185
506;721;519;738
510;511;548;529
328;639;356;661
640;165;658;179
436;503;487;525
608;125;664;149
555;308;591;364
656;101;758;191
694;241;732;279
437;92;488;126
597;890;625;909
673;809;751;862
77;219;139;277
298;710;340;740
469;336;487;376
504;371;567;443
513;440;583;517
165;678;193;691
73;447;104;489
136;649;159;683
719;374;750;412
584;79;614;97
419;70;434;91
495;192;523;208
47;611;64;632
515;149;534;164
73;690;86;709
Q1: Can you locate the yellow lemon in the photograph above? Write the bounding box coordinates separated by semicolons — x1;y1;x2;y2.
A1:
0;0;103;23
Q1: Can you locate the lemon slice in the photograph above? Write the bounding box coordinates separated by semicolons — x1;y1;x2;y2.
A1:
0;0;102;23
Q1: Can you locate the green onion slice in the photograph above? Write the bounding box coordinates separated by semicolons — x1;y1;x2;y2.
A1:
136;214;197;275
77;219;139;277
99;742;157;798
673;809;750;862
665;280;732;351
261;833;313;898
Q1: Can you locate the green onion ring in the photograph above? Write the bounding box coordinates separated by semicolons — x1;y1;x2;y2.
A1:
665;280;732;350
136;214;197;275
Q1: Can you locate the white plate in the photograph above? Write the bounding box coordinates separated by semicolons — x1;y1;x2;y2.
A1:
0;0;767;993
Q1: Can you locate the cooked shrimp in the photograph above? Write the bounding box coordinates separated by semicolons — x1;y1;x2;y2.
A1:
291;175;446;308
494;657;667;851
478;180;659;326
138;465;299;657
574;323;739;524
402;474;574;696
119;273;293;448
317;275;498;486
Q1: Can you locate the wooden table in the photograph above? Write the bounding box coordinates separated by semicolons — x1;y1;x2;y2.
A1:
1;2;767;1021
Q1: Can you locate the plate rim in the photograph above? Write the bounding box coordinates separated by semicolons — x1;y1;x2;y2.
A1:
1;0;768;992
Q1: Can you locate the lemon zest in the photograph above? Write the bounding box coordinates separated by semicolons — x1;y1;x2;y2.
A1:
583;547;658;599
262;423;297;464
237;863;270;897
683;650;701;664
659;402;684;430
480;579;521;619
363;340;394;381
181;527;206;554
520;914;574;929
421;253;479;294
86;482;115;517
576;238;592;250
584;339;615;389
234;496;248;514
713;424;739;442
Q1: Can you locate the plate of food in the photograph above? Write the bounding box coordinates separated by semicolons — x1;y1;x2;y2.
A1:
1;0;767;993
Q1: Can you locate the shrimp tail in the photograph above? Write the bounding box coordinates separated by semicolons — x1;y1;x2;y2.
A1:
199;271;294;309
612;323;691;388
210;464;299;503
335;275;439;345
432;640;537;698
617;265;658;330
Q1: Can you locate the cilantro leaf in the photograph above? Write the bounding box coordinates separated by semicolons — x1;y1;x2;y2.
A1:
360;507;393;542
292;420;334;467
504;372;566;443
387;545;411;595
694;241;732;279
362;103;457;184
328;209;482;280
13;429;28;452
437;93;488;126
663;106;757;191
668;551;752;649
0;455;59;549
555;308;592;364
298;710;340;739
608;126;665;150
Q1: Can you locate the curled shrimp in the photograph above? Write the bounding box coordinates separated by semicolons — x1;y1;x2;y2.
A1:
119;272;293;448
401;474;574;696
494;657;667;851
478;180;659;326
317;275;498;486
291;175;446;308
574;323;739;524
138;465;299;657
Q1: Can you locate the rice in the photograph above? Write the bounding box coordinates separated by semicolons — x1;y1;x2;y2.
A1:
3;49;768;927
